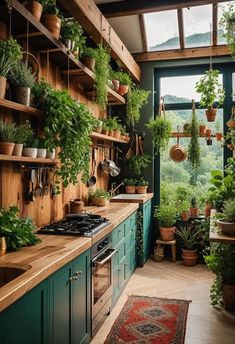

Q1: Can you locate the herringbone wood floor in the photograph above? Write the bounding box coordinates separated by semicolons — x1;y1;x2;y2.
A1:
92;259;235;344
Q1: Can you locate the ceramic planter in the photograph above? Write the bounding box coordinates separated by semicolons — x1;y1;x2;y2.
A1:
159;226;176;241
26;1;42;21
182;249;198;266
112;79;120;92
125;186;136;194
12;143;23;157
227;120;235;129
0;142;15;155
190;207;198;217
136;186;147;194
181;211;190;222
206;108;217;122
206;128;212;137
113;130;121;139
16;87;31;106
37;148;47;158
46;149;55;159
217;219;235;235
0;237;7;256
42;14;61;40
117;84;129;96
92;198;109;207
216;132;223;141
0;76;6;99
22;147;37;158
222;283;235;311
94;126;102;133
81;57;96;71
199;124;206;136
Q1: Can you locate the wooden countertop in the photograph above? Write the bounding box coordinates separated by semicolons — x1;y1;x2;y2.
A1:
0;202;139;312
110;193;154;204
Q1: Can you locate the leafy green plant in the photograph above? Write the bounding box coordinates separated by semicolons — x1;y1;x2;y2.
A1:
178;200;190;212
154;204;178;227
0;38;22;78
42;0;59;15
176;226;201;250
136;178;149;186
103;116;121;131
128;154;152;175
94;44;111;109
82;47;96;58
15;120;34;145
195;69;225;110
9;61;35;88
111;71;132;86
205;243;235;306
146;116;172;155
61;18;86;54
0;206;40;251
0;120;16;142
136;210;143;255
126;86;150;126
219;3;235;60
124;178;136;186
191;197;197;208
222;199;235;222
188;106;200;169
89;189;111;200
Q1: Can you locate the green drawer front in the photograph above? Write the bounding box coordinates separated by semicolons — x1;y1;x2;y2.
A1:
126;229;136;252
112;222;125;247
117;238;126;265
126;212;136;235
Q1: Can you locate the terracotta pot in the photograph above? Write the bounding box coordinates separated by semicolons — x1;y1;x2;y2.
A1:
108;130;114;137
42;14;61;40
26;1;42;21
205;201;213;209
190;207;199;217
199;124;206;136
0;76;6;99
159;226;176;241
22;147;37;158
12;143;23;156
94;126;102;133
227;120;235;129
206;108;217;122
81;57;96;72
92;198;109;207
0;237;7;256
37;148;46;158
46;149;55;159
204;207;211;218
217;219;235;235
113;130;121;139
112;79;120;92
16;87;31;106
102;129;109;136
205;128;212;137
182;249;198;266
125;186;136;194
136;186;147;194
222;283;235;311
216;132;223;141
0;142;15;155
117;84;129;96
227;144;235;151
181;211;189;222
70;199;84;213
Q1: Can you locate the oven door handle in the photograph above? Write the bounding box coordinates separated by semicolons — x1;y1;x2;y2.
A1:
93;248;116;266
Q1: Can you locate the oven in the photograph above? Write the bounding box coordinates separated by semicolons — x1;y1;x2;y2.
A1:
91;235;116;336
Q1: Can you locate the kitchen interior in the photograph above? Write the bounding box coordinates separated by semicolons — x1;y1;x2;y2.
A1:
0;0;235;343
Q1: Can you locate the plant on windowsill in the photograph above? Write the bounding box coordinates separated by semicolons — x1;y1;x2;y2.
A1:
93;118;103;134
89;189;111;207
205;243;235;311
154;204;178;241
0;120;16;156
128;154;152;176
136;178;149;194
219;2;235;61
126;86;150;127
25;0;48;21
146;116;172;155
178;200;190;222
41;0;61;40
189;197;199;217
0;38;22;99
187;101;201;170
124;178;136;194
195;69;225;122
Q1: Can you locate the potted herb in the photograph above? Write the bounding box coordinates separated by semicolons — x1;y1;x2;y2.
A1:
146;116;172;155
154;204;178;241
101;122;109;136
25;0;47;21
198;121;206;136
183;122;191;135
205;243;235;311
111;71;132;96
219;2;235;61
188;102;200;169
227;106;235;129
127;86;150;126
190;197;199;217
217;199;235;235
206;127;212;137
136;178;149;194
0;206;40;252
61;18;85;54
0;38;22;99
0;120;16;155
89;189;111;207
128;154;152;176
176;226;200;266
103;117;120;137
195;69;225;122
93;118;103;134
9;61;35;106
13;120;32;157
41;0;61;40
46;147;55;159
179;200;190;222
124;178;136;194
37;138;47;158
81;47;96;71
22;135;38;158
94;44;110;110
215;121;222;141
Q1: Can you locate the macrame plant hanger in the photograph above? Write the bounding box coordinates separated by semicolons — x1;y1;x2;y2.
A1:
209;23;213;72
8;0;13;38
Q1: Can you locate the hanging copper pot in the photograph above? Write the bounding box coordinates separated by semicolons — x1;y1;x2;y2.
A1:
169;132;187;163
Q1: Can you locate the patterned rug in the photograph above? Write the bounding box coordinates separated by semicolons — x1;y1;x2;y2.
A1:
104;295;191;344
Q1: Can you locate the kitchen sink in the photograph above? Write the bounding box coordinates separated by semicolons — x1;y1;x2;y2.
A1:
111;194;145;201
0;265;31;288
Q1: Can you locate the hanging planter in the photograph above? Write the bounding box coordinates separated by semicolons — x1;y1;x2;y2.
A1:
41;1;61;40
187;100;200;170
26;1;43;21
227;107;235;129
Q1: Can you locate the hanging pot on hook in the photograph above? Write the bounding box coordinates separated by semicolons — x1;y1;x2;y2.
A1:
169;128;187;163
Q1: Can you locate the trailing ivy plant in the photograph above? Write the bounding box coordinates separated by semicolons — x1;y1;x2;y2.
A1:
32;80;95;187
219;2;235;60
94;44;111;110
128;154;152;175
136;210;143;256
127;86;150;127
188;106;200;169
146;116;172;155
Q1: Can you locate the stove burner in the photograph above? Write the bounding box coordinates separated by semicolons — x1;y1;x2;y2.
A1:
39;213;109;237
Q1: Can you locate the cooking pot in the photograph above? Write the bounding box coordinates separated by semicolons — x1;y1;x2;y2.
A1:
169;136;187;163
99;158;116;174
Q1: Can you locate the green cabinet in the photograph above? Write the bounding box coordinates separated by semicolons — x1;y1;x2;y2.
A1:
0;249;91;344
112;211;137;307
137;199;153;267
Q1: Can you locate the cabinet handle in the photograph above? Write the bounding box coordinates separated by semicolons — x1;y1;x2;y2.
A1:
69;276;76;282
75;270;82;276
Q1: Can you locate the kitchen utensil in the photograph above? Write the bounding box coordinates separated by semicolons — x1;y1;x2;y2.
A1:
125;135;134;160
135;134;140;156
50;170;57;198
139;135;144;155
43;168;50;196
169;128;187;163
87;148;97;186
29;169;36;202
110;147;121;177
35;169;42;197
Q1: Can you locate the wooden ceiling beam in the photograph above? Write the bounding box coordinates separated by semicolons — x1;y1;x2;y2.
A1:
139;14;148;52
58;0;141;82
98;0;230;18
212;4;218;46
133;45;230;62
177;8;185;50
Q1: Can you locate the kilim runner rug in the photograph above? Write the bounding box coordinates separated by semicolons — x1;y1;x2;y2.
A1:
104;295;191;344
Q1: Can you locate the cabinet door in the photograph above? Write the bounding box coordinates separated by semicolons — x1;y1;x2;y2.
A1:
49;263;73;344
72;251;91;344
1;281;49;344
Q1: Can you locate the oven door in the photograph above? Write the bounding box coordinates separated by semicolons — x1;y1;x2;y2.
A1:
92;247;116;319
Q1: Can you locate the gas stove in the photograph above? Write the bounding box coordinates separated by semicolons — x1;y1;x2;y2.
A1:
38;213;109;237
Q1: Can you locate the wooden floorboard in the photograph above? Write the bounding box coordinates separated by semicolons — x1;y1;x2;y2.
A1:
91;259;235;344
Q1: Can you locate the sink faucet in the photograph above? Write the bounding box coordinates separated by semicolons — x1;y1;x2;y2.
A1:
110;182;124;198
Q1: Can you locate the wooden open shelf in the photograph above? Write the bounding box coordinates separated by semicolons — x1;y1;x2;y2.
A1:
0;0;125;106
91;132;128;143
0;99;42;117
0;154;59;165
171;132;208;138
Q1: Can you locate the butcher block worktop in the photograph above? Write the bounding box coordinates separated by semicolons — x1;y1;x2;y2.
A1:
0;202;139;312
